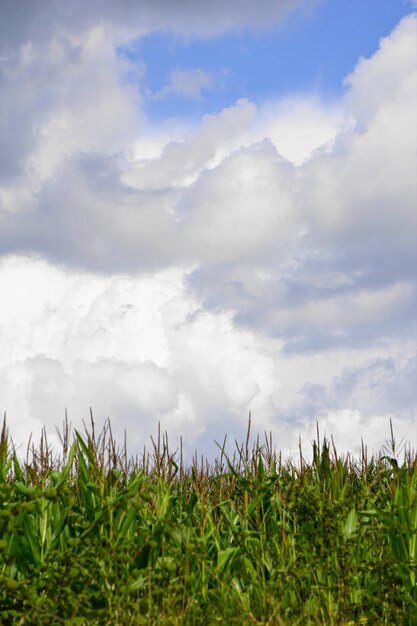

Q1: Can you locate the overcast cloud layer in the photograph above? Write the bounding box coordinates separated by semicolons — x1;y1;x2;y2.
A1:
0;2;416;460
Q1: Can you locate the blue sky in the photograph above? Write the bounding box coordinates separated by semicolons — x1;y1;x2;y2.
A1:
0;0;416;460
122;0;413;122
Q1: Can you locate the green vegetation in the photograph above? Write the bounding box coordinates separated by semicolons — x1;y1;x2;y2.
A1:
0;415;415;625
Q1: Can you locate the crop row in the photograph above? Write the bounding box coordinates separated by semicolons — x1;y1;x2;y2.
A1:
0;416;415;625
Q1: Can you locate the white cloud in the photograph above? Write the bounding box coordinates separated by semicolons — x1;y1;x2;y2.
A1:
124;98;258;190
3;13;414;278
154;68;214;100
0;25;143;185
0;256;284;457
0;0;318;53
0;8;416;459
344;13;417;126
1;255;415;461
255;97;352;165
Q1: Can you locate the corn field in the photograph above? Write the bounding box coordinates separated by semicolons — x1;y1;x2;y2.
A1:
0;415;416;625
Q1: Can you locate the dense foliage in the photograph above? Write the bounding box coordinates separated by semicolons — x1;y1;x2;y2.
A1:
0;417;415;625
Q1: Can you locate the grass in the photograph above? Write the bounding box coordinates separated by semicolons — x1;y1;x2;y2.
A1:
0;414;416;625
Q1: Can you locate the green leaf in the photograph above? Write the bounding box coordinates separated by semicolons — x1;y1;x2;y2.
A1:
217;547;239;574
344;507;358;538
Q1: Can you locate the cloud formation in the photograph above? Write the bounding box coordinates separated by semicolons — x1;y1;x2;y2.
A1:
0;0;316;52
1;254;414;460
0;4;416;459
154;68;215;100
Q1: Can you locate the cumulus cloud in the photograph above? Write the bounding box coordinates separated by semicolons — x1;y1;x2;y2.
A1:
154;68;214;100
1;255;413;461
188;15;417;350
0;256;283;457
2;15;415;279
0;25;143;184
255;97;351;166
0;0;318;53
124;98;258;190
0;5;416;459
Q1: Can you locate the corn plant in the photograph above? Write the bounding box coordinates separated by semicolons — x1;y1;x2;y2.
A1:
0;415;415;625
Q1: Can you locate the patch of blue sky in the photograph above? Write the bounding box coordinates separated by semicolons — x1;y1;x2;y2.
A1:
118;0;414;123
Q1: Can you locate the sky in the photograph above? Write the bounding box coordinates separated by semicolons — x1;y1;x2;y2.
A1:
0;0;416;462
